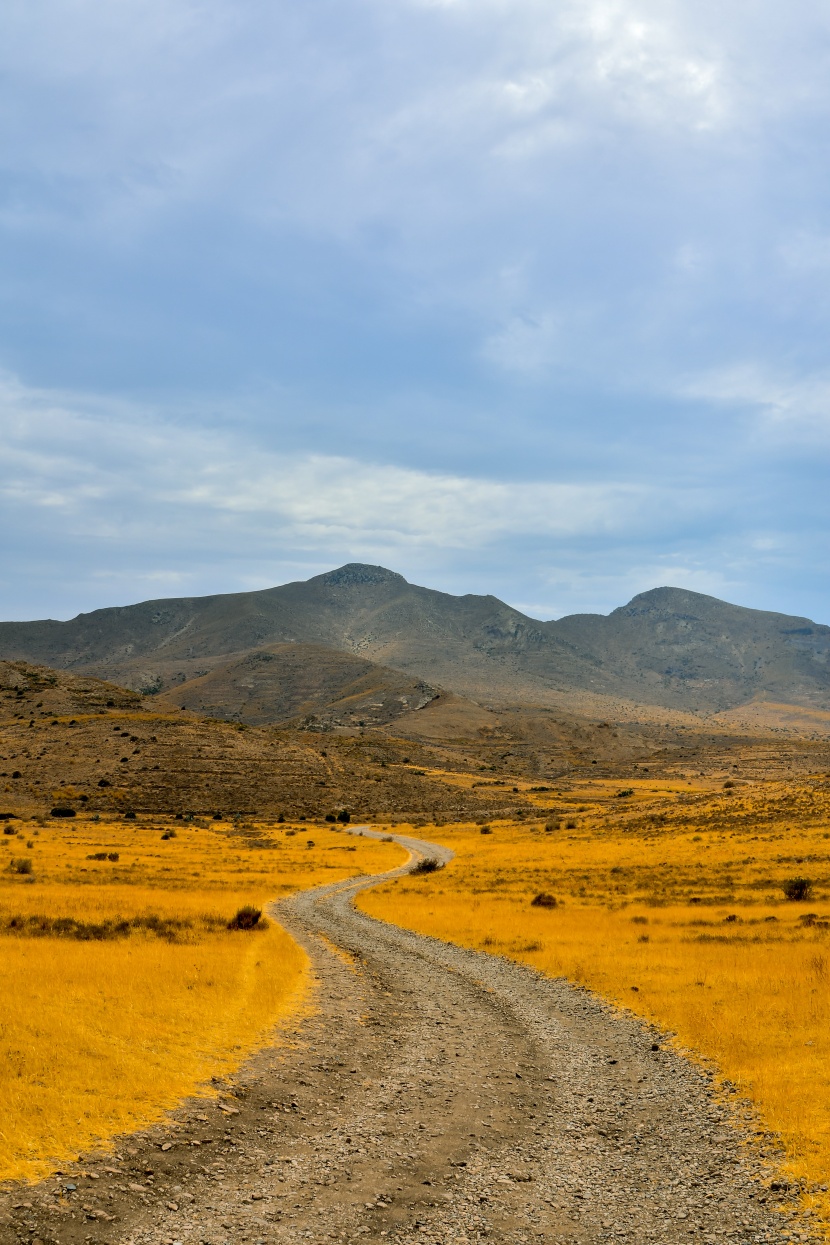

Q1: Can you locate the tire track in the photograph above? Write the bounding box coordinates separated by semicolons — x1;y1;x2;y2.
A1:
3;829;808;1245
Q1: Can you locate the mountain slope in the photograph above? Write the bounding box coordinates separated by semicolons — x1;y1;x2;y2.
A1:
0;661;500;820
2;565;830;715
153;643;438;728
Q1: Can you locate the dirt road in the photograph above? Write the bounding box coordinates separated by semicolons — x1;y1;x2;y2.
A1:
1;830;809;1245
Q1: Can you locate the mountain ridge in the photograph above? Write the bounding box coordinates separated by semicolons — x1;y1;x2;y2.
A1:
2;564;829;719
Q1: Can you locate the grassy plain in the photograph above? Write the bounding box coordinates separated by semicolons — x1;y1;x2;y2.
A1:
360;777;830;1223
0;815;403;1183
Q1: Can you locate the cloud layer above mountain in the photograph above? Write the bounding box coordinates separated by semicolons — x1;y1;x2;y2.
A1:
2;0;829;620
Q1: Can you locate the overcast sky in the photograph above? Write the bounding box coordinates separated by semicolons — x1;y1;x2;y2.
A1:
3;0;830;623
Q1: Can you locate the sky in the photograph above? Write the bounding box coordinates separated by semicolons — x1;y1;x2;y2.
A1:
3;0;830;623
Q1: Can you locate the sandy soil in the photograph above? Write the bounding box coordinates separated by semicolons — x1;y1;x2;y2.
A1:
0;831;812;1245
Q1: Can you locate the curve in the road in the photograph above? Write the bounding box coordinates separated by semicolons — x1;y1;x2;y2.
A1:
4;827;802;1245
265;826;796;1245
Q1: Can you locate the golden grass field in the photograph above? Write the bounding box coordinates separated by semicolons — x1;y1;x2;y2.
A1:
0;815;403;1183
360;776;830;1225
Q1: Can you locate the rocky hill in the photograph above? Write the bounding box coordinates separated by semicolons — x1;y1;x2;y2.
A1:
0;661;504;821
2;565;830;717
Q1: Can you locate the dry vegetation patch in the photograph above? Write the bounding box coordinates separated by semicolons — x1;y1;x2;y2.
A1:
0;816;403;1183
359;780;830;1228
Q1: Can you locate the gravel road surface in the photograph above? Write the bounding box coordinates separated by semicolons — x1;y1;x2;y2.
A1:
0;830;812;1245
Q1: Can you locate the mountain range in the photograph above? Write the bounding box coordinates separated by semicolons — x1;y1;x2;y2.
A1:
2;563;829;726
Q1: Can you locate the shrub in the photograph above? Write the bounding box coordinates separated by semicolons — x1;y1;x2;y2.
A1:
530;892;558;908
616;789;634;798
337;810;351;823
325;813;336;822
544;822;559;832
412;857;442;874
480;826;492;835
9;857;32;875
108;852;119;862
783;877;813;901
50;807;76;818
565;820;577;830
3;825;16;836
228;905;264;931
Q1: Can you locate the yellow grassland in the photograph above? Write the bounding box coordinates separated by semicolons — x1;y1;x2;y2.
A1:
359;780;830;1227
0;817;403;1182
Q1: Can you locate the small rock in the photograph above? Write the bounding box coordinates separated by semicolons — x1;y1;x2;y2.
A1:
161;1142;173;1151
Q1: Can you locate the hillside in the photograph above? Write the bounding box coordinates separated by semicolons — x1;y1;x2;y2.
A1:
152;643;438;728
2;564;830;717
0;661;503;821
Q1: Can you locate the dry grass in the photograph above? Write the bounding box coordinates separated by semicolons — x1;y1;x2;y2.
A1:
360;779;830;1228
0;816;403;1182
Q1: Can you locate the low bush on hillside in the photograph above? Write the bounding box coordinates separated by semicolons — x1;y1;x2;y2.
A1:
412;857;443;874
227;904;265;931
0;912;228;940
783;876;813;901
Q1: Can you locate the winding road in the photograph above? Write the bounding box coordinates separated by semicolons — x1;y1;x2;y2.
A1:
3;830;804;1245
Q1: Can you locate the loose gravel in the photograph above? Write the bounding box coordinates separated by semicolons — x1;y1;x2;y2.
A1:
0;830;815;1245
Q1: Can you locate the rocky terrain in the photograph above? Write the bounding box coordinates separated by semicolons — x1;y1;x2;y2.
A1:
0;829;813;1245
2;563;830;721
0;661;501;821
151;643;438;730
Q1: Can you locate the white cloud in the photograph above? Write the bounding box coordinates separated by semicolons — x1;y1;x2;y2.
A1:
683;363;830;436
0;371;679;561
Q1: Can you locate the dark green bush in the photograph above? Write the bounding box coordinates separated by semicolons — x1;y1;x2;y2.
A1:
412;857;442;874
228;905;264;931
783;877;813;901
